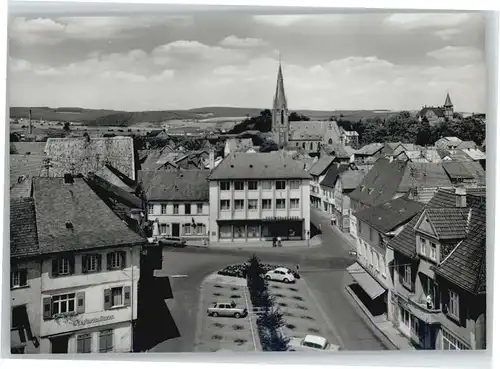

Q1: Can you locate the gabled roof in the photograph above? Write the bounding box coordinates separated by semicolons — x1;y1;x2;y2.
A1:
340;170;368;190
456;141;476;150
319;164;350;188
442;161;475;180
139;169;210;201
32;177;145;255
418;107;445;118
207;152;311;180
44;136;135;180
354;197;424;234
10;154;45;198
355;143;384;156
423;208;470;239
95;165;135;192
289;121;341;142
398;162;453;192
309;155;335;176
462;148;486;161
10;198;39;258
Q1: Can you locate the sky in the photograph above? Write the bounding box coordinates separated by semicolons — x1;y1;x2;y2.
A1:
8;12;486;112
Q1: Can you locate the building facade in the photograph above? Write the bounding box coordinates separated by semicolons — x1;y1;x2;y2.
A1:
207;153;311;243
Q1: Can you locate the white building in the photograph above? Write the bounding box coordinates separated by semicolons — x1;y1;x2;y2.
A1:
207;152;311;243
30;176;145;354
139;170;210;243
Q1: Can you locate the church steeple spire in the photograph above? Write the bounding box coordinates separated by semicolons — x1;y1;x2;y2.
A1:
273;57;287;109
444;92;453;107
272;56;289;148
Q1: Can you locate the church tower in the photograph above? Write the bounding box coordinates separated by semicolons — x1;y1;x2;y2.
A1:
444;92;454;119
272;59;289;148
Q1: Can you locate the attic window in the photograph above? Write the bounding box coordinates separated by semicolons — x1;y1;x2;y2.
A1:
65;221;73;229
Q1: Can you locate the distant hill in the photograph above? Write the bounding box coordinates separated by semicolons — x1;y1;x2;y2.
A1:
9;106;399;127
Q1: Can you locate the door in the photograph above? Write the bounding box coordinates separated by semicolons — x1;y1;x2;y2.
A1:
51;335;70;354
172;223;180;238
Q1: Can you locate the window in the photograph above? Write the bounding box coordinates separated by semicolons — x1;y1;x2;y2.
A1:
290;199;300;209
369;227;375;241
234;181;244;191
262;199;272;210
183;223;192;235
400;307;410;327
373;251;379;271
52;293;76;315
248;200;258;210
173;204;179;214
247;225;260;238
367;247;373;266
234;200;244;210
419;237;427;255
448;290;460;319
107;252;125;270
111;287;123;307
147;204;154;214
357;219;362;233
185;204;191;215
220;200;230;211
220;181;230;191
380;255;386;277
403;265;412;288
411;316;419;336
99;330;114;353
197;203;203;214
161;205;167;214
82;254;101;273
233;226;245;238
276;181;286;190
276;199;286;209
261;181;272;190
77;334;92;353
430;242;437;261
52;256;74;277
160;224;168;235
248;181;258;190
11;270;27;288
219;225;232;239
442;329;469;350
196;223;206;235
289;180;300;190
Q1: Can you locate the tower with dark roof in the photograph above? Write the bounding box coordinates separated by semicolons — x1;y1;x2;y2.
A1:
444;92;454;119
272;58;289;148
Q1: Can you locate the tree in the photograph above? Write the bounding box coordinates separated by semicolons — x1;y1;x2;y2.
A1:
289;112;310;121
63;122;70;131
259;139;279;153
230;110;272;134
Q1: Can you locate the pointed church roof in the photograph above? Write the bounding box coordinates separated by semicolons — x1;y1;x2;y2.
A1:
273;61;287;109
444;93;453;107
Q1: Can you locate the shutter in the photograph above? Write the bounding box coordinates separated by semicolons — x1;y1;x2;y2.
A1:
42;297;52;320
99;333;106;353
120;251;126;269
81;255;88;273
77;335;84;353
76;292;85;314
52;259;59;277
97;254;102;271
103;289;112;310
20;270;27;286
106;253;112;270
69;257;75;275
84;335;91;353
124;286;131;306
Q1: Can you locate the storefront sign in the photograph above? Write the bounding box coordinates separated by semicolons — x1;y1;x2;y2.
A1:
71;315;115;328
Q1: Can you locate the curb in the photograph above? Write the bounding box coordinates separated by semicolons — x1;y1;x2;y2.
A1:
344;286;399;351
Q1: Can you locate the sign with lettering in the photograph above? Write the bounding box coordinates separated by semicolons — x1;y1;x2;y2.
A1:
71;315;115;327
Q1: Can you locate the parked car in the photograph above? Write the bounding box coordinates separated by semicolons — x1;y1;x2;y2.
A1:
265;267;296;283
288;335;341;352
207;301;248;318
158;237;186;247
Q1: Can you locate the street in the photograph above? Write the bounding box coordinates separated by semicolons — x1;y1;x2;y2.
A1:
141;207;386;352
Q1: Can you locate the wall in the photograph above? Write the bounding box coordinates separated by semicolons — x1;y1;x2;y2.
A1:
40;247;140;338
11;259;42;341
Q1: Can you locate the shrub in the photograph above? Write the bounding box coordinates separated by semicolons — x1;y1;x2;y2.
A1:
230;294;241;299
213;322;225;328
232;324;244;331
212;334;223;340
234;338;247;345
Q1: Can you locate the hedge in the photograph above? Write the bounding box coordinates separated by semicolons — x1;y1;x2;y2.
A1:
217;263;300;279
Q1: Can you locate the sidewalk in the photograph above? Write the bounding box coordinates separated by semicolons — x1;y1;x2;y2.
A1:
186;235;323;249
344;285;416;350
311;208;358;251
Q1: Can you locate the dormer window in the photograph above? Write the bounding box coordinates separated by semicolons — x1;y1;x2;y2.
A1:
417;235;439;263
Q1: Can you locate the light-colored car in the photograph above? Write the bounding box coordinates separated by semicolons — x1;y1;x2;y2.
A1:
207;301;248;318
288;335;341;352
265;267;296;283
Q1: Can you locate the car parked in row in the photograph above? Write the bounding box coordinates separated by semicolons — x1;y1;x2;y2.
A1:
288;335;342;352
265;267;296;283
207;301;248;318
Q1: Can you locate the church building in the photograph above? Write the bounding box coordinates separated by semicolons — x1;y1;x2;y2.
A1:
271;60;343;153
416;93;454;125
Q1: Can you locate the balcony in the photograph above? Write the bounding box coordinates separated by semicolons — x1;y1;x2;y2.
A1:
407;294;442;325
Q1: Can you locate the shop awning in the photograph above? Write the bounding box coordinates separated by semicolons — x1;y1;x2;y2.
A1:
11;329;26;349
346;262;386;300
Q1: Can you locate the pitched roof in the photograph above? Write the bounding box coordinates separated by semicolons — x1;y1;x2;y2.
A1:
424;208;470;239
388;189;486;294
355;143;384;156
348;158;407;207
319;164;350;188
44;136;135;180
207;152;311;180
418;107;445;118
444;93;453;107
95;165;135;192
139;169;210;201
435;137;462;149
456;141;477;150
462;148;486;161
32;177;145;255
340;170;368;190
354;197;424;233
460;161;486;185
289;121;341;142
10;155;45;198
10;142;47;155
309;155;335;176
442;161;475;180
398;162;453;192
10;198;39;258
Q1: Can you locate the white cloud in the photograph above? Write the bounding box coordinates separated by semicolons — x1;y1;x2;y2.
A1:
219;35;268;48
253;14;345;27
427;46;483;64
435;28;461;40
384;13;473;29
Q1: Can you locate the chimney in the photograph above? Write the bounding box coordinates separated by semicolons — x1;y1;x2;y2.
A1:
63;173;74;184
455;187;467;208
209;148;215;170
28;109;32;135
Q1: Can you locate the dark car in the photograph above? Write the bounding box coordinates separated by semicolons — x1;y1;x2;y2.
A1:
158;237;186;248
